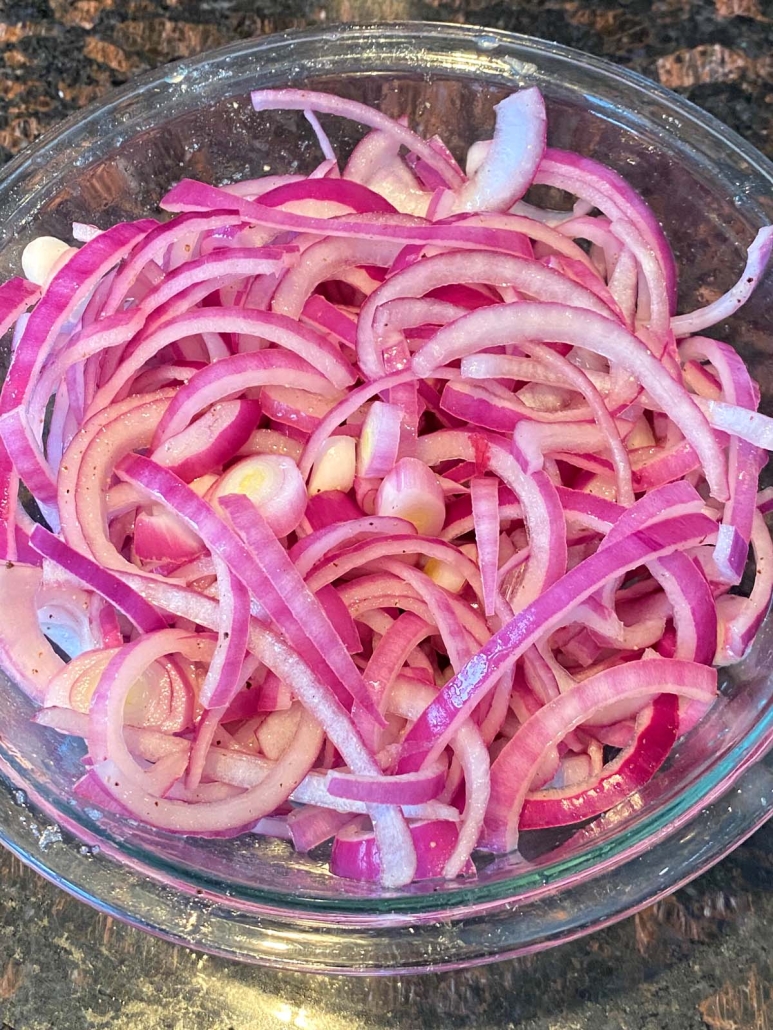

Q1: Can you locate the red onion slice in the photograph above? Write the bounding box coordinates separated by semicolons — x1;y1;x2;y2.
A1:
399;509;715;769
330;817;473;883
251;89;464;189
453;88;546;213
326;762;446;805
150;398;260;483
519;694;680;830
484;658;716;852
413;302;729;502
470;476;501;618
672;227;773;337
219;491;384;722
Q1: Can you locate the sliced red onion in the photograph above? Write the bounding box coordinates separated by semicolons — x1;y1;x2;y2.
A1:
251;89;464;189
209;454;307;538
303;109;337;163
57;542;416;883
357;249;617;380
378;558;475;672
389;677;489;878
399;509;714;769
161;179;598;269
413;303;729;502
259;176;398;214
0;406;59;511
98;211;219;302
330;817;473;883
257;703;303;760
200;744;459;821
302;294;357;348
672;227;773;336
375;457;446;536
519;694;679;829
326;762;446;805
303;489;364;531
91;307;352;416
358;400;402;478
29;525;166;633
74;404;175;574
198;557;251;711
452;88;546;213
462;347;634;504
298;369;416;477
260;385;339;434
288;806;354;852
345;127;433;215
35;706;193;767
43;648;116;711
757;487;773;515
254;671;292;713
118;454;382;720
356;611;434;741
0;86;768;887
695;397;773;449
316;584;361;655
0;563;63;702
272;237;400;320
484;658;716;852
155;352;335;451
31;246;292;420
132;508;205;566
470;476;501;618
0;278;41;558
416;430;568;612
291;515;415;577
541;252;627;324
87;629;207;791
305;533;483;605
681;335;764;584
3;220;155;420
716;509;773;663
220;491;384;714
646;552;717;665
534;149;678;311
606;218;671;343
95;702;324;832
150;399;260;482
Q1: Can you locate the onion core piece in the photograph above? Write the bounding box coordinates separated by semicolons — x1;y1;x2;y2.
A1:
209;454;307;538
375;457;446;536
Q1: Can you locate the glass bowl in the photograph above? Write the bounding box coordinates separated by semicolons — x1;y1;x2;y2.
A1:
1;22;773;975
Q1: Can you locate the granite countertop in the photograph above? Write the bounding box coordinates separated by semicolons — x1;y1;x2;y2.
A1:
2;1;773;1028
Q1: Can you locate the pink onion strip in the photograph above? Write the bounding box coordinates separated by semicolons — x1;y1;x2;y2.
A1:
399;509;715;769
485;658;716;852
470;476;501;618
413;302;729;502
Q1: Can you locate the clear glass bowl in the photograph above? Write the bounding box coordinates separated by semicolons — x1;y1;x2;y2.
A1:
1;22;773;975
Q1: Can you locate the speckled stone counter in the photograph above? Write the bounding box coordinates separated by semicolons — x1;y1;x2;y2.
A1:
2;2;773;1028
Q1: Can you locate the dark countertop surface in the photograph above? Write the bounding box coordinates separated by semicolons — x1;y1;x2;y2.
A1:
2;1;773;1028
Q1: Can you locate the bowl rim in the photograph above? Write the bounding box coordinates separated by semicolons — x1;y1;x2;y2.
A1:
4;19;773;210
1;19;773;972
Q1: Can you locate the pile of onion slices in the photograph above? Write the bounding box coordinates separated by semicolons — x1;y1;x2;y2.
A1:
1;86;772;888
